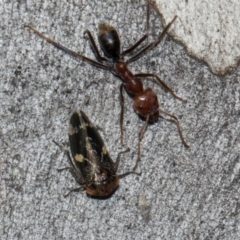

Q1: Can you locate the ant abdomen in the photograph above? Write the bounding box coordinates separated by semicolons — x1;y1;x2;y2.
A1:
133;88;159;122
98;23;120;59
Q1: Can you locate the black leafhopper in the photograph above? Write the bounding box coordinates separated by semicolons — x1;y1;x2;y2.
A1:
55;110;140;198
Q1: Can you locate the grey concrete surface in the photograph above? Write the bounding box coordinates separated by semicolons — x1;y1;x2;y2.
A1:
1;0;240;239
156;0;240;75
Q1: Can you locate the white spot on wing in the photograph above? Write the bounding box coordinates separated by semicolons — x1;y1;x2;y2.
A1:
75;154;84;162
102;145;108;155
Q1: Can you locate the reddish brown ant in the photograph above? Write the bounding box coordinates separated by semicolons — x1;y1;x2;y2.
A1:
24;1;189;170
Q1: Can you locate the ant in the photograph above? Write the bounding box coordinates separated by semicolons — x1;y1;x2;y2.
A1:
24;0;189;170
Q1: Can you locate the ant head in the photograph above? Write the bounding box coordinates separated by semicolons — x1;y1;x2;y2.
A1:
98;22;120;60
133;88;159;122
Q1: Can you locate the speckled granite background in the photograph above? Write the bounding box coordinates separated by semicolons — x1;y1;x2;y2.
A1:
1;0;240;239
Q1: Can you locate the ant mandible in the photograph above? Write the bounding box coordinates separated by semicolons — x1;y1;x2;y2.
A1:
24;0;189;170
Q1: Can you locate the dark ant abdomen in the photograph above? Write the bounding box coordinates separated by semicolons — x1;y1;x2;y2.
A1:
98;23;120;59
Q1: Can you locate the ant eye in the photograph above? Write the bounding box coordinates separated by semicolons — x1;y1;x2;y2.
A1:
139;105;143;109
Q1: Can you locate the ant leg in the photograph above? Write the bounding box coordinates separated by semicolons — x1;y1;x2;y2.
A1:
121;1;150;58
159;109;189;147
119;84;125;145
126;16;177;64
133;115;150;171
63;186;85;198
118;169;141;179
117;148;141;178
134;73;187;102
84;30;108;62
146;0;150;36
24;25;111;71
115;148;130;171
121;34;148;58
